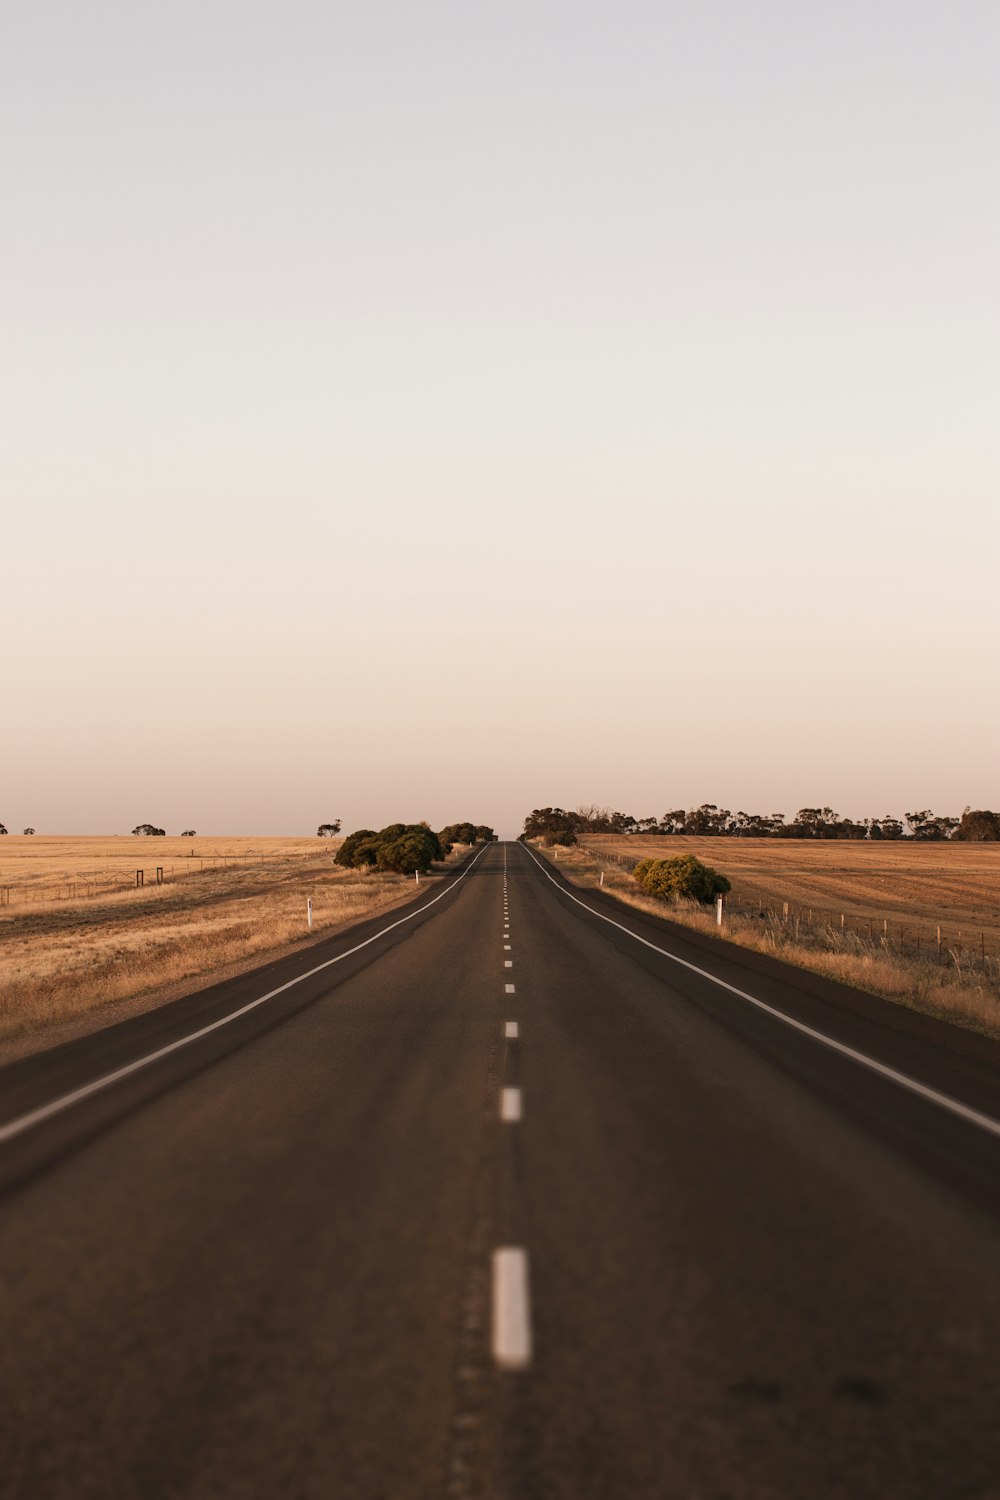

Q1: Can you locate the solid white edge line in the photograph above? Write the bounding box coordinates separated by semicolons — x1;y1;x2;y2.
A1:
492;1247;532;1369
521;846;1000;1142
501;1087;522;1121
0;844;493;1146
505;1021;519;1039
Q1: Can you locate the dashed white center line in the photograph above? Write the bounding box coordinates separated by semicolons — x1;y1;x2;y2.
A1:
492;1248;532;1370
504;944;511;950
504;960;513;968
505;983;515;994
505;1021;518;1039
501;1087;522;1121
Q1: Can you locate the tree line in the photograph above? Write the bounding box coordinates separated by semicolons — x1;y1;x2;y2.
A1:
335;821;496;875
521;805;1000;844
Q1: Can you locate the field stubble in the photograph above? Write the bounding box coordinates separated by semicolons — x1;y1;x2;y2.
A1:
549;836;1000;1037
0;836;463;1060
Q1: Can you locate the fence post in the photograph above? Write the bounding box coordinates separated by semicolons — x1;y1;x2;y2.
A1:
136;870;144;888
156;867;163;885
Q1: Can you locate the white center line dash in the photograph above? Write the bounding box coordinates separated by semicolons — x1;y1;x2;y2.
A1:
492;1248;532;1370
501;1087;522;1121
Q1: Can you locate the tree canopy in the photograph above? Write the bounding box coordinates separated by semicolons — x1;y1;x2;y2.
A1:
438;822;496;846
317;821;342;837
335;822;445;874
955;808;1000;841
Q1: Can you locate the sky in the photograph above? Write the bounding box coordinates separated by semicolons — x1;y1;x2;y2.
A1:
3;0;997;838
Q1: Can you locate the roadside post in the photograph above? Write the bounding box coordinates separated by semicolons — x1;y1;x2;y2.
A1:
307;897;313;931
715;894;724;927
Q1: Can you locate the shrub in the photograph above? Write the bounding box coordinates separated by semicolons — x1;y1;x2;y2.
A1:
335;823;445;874
633;854;730;904
376;827;442;874
335;829;378;868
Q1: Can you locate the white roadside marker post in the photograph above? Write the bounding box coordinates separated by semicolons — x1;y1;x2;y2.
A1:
715;894;723;927
307;897;313;931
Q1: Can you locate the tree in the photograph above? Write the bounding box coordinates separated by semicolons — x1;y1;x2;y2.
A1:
683;804;732;835
659;810;687;835
522;808;580;844
317;821;342;837
633;855;730;903
23;827;36;835
866;816;904;840
955;808;1000;842
335;823;446;873
779;808;865;839
376;826;443;874
0;823;7;835
132;823;166;836
438;822;495;846
181;829;197;837
335;829;378;868
905;810;959;840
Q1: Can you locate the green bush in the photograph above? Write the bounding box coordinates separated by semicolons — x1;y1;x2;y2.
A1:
334;829;378;868
335;823;445;875
632;854;730;904
438;822;496;846
376;827;443;874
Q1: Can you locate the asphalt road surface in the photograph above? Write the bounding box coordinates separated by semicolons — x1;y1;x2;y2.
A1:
2;841;999;1499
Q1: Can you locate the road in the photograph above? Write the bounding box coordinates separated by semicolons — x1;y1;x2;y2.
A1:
1;840;999;1499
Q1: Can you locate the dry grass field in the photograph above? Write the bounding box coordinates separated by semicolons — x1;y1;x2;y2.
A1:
583;835;1000;952
0;835;465;1059
543;836;1000;1037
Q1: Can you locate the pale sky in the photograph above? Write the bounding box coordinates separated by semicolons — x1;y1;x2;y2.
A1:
3;0;997;838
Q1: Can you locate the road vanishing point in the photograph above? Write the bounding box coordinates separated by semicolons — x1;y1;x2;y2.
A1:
1;841;999;1498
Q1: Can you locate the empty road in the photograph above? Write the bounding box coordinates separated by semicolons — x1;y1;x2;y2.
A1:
1;841;999;1499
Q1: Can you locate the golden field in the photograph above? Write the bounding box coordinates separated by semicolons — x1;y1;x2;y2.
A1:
0;836;462;1059
543;837;1000;1036
582;835;1000;952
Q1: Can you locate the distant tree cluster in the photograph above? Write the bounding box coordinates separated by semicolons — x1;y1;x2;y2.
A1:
181;829;197;837
956;808;1000;841
335;823;446;875
438;822;496;846
335;820;495;874
633;855;730;903
522;803;999;842
317;821;342;837
0;824;7;835
132;823;166;836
